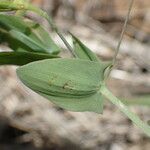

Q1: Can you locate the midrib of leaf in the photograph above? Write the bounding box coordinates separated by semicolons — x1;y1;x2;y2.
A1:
100;85;150;137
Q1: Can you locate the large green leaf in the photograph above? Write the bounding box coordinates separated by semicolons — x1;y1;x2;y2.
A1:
17;59;111;113
0;51;59;66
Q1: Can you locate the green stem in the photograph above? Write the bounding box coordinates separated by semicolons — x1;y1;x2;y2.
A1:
100;85;150;137
45;15;76;57
25;3;76;57
0;0;76;57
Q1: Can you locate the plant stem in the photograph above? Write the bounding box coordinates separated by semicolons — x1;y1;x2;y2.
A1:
26;4;76;57
112;0;134;65
100;85;150;137
44;14;76;57
0;0;76;57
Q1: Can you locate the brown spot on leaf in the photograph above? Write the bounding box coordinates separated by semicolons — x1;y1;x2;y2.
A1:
63;81;74;90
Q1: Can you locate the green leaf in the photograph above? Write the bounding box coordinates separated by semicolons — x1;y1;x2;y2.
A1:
0;51;59;66
41;92;103;113
25;22;60;54
0;28;35;53
0;14;31;52
0;14;60;54
0;1;20;11
0;1;37;12
0;1;75;56
0;14;27;32
71;33;113;80
71;33;99;61
17;59;111;113
9;30;52;53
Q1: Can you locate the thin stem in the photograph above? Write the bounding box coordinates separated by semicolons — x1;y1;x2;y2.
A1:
27;5;76;57
44;14;76;57
48;19;76;58
0;0;76;57
112;0;134;65
100;85;150;137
